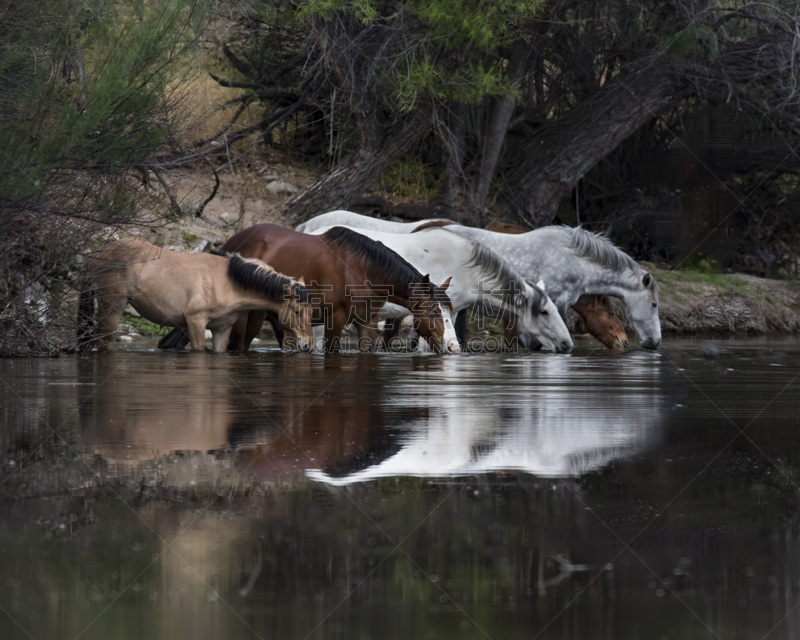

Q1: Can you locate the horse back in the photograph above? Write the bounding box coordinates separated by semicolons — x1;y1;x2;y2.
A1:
221;224;342;291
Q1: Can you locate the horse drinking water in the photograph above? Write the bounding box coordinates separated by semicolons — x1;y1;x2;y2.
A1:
159;225;460;354
307;224;573;353
297;210;634;350
77;238;315;352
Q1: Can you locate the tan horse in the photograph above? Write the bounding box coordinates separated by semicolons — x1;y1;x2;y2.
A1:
77;238;314;352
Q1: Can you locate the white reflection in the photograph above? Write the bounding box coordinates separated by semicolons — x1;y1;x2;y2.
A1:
307;353;666;484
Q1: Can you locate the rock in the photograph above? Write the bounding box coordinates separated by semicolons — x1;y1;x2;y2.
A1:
266;180;299;195
219;211;239;224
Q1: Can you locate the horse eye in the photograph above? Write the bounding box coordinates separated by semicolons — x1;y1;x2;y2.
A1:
652;302;658;308
540;309;548;315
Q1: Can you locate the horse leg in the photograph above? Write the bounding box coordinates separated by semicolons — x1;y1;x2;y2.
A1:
503;314;520;352
94;290;128;351
228;312;251;352
243;310;267;351
184;314;209;351
323;315;346;352
454;310;468;348
158;327;190;350
211;326;234;353
357;314;383;352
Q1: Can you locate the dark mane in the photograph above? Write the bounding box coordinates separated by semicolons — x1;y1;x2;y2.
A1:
565;226;639;273
227;254;310;302
322;226;424;292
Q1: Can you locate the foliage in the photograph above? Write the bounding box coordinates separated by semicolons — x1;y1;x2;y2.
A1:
0;0;210;355
122;313;170;337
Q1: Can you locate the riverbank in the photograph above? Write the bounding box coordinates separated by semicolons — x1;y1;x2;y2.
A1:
143;163;800;340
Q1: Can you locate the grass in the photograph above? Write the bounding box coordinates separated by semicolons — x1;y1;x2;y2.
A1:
122;313;170;336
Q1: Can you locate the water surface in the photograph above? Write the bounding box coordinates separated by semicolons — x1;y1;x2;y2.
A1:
1;338;799;639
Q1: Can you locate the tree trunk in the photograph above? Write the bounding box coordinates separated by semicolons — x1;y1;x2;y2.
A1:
503;58;687;227
284;105;435;223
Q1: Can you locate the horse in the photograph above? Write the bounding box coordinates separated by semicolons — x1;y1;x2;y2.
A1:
442;224;661;349
159;225;460;354
77;238;315;352
296;211;635;349
296;209;453;234
307;225;574;353
299;212;658;348
483;222;629;351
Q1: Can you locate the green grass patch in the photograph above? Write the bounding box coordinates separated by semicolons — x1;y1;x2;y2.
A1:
122;313;170;336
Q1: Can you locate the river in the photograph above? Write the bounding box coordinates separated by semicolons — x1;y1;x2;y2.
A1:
1;337;799;639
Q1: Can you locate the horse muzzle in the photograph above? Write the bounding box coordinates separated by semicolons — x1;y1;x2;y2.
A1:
554;338;573;354
444;338;461;355
640;337;661;350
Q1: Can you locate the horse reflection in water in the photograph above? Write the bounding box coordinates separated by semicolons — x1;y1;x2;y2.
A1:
78;353;237;464
79;351;432;478
232;356;436;481
306;354;666;485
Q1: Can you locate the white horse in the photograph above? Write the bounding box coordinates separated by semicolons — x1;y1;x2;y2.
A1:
296;210;450;234
444;225;661;349
307;225;574;353
297;211;661;350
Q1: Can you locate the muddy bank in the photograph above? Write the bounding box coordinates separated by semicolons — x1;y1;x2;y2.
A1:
650;268;800;337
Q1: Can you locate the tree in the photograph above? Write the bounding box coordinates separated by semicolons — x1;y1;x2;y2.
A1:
0;0;209;355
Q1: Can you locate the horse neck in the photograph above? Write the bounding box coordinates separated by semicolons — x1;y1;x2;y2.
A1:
567;259;640;303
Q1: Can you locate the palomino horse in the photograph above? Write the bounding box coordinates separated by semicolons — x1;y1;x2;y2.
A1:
296;211;660;349
307;224;573;353
77;238;314;352
159;224;460;353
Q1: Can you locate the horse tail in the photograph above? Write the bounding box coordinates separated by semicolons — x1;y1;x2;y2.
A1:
76;284;95;350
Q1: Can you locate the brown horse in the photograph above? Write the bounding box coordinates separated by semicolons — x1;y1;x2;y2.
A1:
160;224;459;353
77;238;314;352
484;222;629;350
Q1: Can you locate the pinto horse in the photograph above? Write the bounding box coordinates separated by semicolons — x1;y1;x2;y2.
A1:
77;238;314;352
160;224;459;353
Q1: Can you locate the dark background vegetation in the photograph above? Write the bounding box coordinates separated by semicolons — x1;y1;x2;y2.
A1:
2;0;800;355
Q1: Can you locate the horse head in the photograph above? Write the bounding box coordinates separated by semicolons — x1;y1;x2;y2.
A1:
277;276;315;352
410;275;461;355
519;280;573;353
573;295;629;350
625;271;661;350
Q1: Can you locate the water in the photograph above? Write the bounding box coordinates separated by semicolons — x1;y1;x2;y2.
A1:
2;338;800;639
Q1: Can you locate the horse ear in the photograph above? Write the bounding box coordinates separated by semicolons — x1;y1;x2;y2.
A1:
536;279;546;291
297;276;306;286
642;273;651;287
441;276;452;291
421;273;431;284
